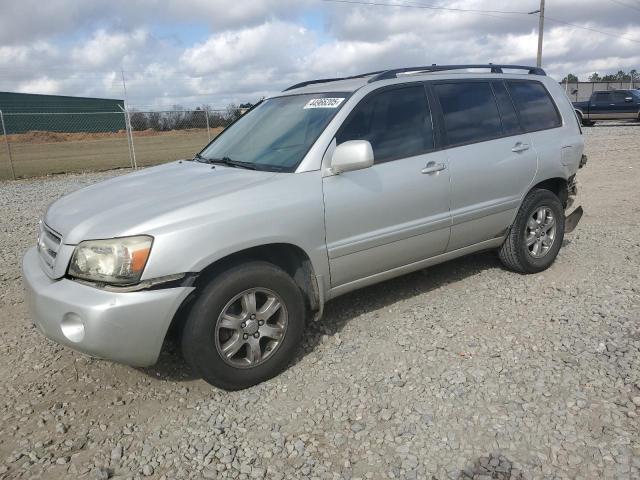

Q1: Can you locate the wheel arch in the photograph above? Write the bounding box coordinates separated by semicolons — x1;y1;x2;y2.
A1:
167;243;320;338
527;177;569;207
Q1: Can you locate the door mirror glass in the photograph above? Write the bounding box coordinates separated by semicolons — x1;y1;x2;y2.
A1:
330;140;374;174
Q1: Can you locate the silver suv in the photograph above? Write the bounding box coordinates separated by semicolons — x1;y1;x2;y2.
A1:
23;64;586;390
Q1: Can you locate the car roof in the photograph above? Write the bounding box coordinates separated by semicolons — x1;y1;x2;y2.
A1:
275;64;547;97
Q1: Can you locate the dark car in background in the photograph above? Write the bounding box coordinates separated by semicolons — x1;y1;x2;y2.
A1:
573;89;640;126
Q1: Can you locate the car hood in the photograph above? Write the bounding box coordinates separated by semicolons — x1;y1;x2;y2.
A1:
45;161;277;244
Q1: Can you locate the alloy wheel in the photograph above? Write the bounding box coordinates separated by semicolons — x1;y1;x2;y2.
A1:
525;206;557;258
214;288;288;368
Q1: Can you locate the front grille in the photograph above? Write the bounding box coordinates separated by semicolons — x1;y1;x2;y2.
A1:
38;222;62;273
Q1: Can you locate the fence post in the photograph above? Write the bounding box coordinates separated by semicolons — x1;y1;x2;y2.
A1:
119;105;137;170
0;110;16;180
120;105;134;169
125;106;137;169
205;106;211;141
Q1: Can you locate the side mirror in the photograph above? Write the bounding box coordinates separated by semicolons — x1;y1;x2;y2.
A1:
330;140;374;174
625;97;633;103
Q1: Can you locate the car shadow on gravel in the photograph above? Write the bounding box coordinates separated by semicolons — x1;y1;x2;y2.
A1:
456;452;525;480
298;250;502;362
135;250;502;382
136;339;199;382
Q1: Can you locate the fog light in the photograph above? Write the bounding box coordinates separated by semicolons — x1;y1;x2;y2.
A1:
61;313;85;343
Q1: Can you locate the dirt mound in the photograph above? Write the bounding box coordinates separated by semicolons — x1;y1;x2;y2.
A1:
5;127;224;144
6;130;128;144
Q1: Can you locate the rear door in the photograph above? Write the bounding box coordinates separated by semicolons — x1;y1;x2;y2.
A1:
323;84;451;287
505;79;568;197
431;80;538;251
610;91;640;119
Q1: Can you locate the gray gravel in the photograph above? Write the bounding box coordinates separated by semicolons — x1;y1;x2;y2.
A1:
1;125;639;479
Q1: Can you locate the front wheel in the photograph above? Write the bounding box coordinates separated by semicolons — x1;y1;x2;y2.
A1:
181;261;306;390
498;189;565;274
576;111;595;126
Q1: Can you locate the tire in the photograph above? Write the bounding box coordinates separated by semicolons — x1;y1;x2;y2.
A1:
498;188;565;274
577;111;594;127
181;261;306;390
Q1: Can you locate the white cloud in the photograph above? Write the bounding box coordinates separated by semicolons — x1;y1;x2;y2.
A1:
0;0;312;45
1;0;639;108
162;0;313;30
71;29;149;68
16;77;61;95
181;22;311;75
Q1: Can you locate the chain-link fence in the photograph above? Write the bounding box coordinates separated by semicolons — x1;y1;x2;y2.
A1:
561;80;638;102
0;107;232;180
3;81;637;180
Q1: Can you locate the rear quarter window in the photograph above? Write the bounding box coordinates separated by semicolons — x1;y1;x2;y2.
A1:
506;81;562;132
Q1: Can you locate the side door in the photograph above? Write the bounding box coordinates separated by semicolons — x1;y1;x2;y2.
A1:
322;84;451;288
610;91;640;119
589;91;614;119
431;80;538;251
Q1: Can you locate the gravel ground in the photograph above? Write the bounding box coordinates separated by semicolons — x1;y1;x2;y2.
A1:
1;125;639;480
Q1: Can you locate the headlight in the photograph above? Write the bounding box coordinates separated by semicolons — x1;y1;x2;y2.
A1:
69;236;153;285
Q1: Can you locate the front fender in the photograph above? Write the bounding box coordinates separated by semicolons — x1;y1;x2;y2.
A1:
140;171;331;286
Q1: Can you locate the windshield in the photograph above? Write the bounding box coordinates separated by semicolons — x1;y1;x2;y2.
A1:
199;92;350;172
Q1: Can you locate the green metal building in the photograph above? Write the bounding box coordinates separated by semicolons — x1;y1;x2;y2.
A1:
0;92;125;134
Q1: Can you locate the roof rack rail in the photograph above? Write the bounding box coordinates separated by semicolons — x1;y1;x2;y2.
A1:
283;70;386;92
368;64;546;83
283;65;546;92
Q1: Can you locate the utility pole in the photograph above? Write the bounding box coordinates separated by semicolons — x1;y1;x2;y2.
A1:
529;0;545;68
121;69;129;107
537;0;545;67
120;69;137;169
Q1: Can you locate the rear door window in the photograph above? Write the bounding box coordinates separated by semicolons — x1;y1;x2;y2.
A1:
506;81;562;132
336;85;434;163
434;82;503;146
611;91;629;104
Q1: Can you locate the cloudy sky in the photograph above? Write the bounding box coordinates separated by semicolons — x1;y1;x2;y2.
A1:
1;0;639;109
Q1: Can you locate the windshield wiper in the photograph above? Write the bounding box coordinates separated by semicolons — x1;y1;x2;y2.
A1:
206;157;257;170
193;153;208;163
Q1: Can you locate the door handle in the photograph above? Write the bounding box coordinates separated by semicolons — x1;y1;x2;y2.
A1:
512;142;530;153
421;162;446;174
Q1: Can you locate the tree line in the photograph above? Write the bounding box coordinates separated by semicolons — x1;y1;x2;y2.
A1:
128;103;254;132
561;69;639;84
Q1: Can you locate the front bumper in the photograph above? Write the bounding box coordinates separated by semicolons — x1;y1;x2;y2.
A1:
22;247;194;367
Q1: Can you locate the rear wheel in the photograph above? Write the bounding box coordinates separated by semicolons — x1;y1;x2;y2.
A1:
498;189;565;274
181;261;306;390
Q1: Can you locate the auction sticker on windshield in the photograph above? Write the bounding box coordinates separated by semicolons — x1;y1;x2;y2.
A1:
304;98;345;109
